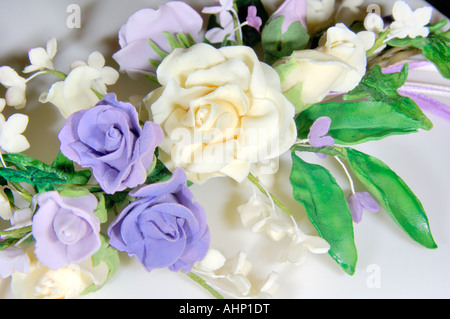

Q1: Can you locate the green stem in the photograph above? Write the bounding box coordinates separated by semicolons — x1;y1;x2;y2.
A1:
290;145;347;160
183;271;225;299
247;173;293;216
0;226;32;238
44;69;67;80
232;3;243;45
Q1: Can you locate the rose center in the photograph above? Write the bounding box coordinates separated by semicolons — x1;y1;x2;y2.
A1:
53;211;89;245
104;126;123;151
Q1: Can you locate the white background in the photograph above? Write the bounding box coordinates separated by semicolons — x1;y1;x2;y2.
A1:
0;0;449;299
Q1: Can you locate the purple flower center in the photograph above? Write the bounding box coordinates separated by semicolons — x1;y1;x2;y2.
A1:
53;211;89;245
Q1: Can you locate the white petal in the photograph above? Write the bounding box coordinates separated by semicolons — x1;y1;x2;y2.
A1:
302;236;331;254
5;86;26;108
100;66;119;85
5;113;29;134
0;66;25;87
0;98;5;112
195;249;227;272
28;47;53;70
259;271;279;297
231;251;252;276
46;38;57;58
87;51;106;70
227;274;252;296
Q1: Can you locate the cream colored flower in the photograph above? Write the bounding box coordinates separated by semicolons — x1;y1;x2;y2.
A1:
144;43;296;184
23;38;57;73
276;23;373;111
389;1;432;39
0;66;27;109
11;249;108;299
306;0;336;32
0;112;30;153
39;52;119;118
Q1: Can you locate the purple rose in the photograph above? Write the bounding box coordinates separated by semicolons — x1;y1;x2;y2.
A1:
112;1;204;77
58;93;163;194
107;168;210;273
32;191;101;270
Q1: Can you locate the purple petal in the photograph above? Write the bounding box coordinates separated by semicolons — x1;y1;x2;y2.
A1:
347;193;363;223
355;192;380;213
272;0;307;33
308;116;335;148
246;6;262;32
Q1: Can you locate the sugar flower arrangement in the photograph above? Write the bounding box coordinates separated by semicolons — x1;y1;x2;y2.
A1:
0;0;448;298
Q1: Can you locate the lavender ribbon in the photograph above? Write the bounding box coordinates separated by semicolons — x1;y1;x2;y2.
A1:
383;61;450;122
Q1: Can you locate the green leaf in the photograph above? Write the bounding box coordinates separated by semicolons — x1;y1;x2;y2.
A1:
290;153;357;275
93;193;108;224
296;100;430;145
344;64;433;130
388;33;450;79
345;148;437;249
3;152;91;189
82;235;120;295
261;16;310;65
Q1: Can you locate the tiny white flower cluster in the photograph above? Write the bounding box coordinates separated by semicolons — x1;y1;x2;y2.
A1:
238;191;330;266
193;249;279;298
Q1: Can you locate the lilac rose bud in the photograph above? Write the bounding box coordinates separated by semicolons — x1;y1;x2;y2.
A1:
112;1;203;78
32;191;101;270
58;93;164;194
107;168;210;273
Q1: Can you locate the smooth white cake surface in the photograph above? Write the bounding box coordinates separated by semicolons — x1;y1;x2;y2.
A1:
0;0;449;299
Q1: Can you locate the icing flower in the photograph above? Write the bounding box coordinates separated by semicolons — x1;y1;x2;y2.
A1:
113;1;203;78
307;116;334;148
204;8;236;44
246;6;262;32
58;93;163;194
389;1;432;39
306;0;335;32
0;66;27;109
347;192;380;223
32;191;101;270
276;23;373;111
0;247;30;278
39;51;119;118
23;38;57;73
11;248;109;299
271;0;307;33
107;168;210;273
0;111;30;153
144;43;297;184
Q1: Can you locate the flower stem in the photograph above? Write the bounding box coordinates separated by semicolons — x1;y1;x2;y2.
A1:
232;3;243;45
247;173;293;217
183;271;225;299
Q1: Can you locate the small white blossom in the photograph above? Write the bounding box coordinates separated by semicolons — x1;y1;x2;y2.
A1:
39;51;119;118
71;51;119;95
0;66;27;109
364;12;385;33
281;234;330;265
0;247;30;279
0;112;30;153
389;1;432;39
23;38;57;73
194;248;227;273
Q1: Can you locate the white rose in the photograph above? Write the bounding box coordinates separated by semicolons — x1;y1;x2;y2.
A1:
144;43;296;184
11;249;108;299
276;23;373;111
